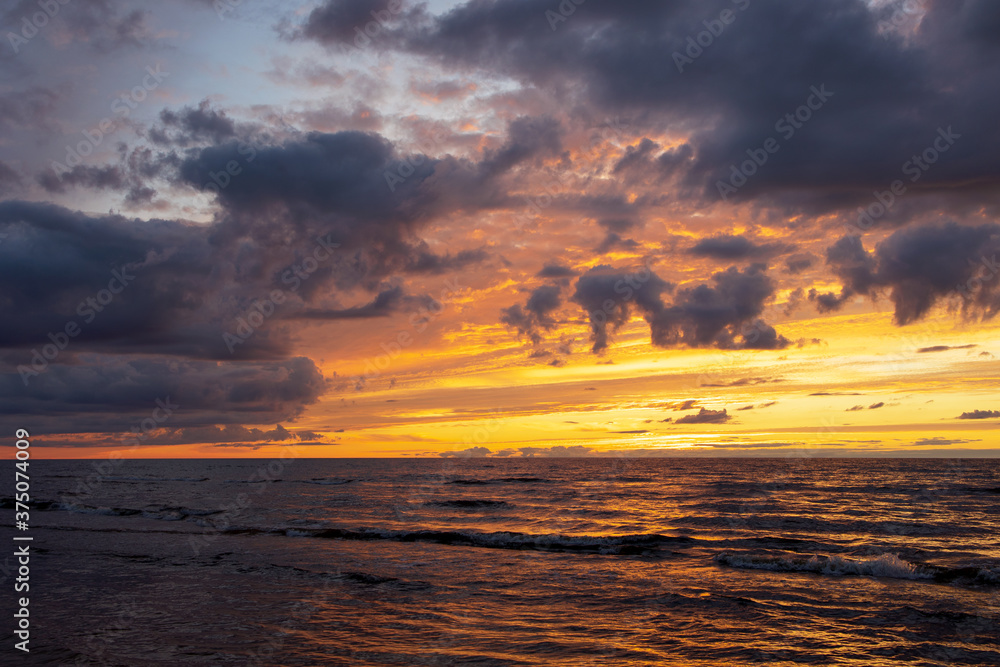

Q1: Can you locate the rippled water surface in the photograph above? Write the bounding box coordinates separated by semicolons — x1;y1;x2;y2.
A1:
6;458;1000;665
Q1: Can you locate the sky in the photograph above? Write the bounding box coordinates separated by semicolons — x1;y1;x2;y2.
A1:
1;0;998;458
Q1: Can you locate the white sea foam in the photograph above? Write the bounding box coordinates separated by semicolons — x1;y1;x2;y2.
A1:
715;552;932;580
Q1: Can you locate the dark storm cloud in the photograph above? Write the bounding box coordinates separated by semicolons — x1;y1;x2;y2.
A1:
676;408;731;424
568;262;787;352
36;143;174;205
299;0;410;45
133;423;324;447
0;355;325;436
174;130;483;291
613;138;659;174
323;0;1000;211
38;164;127;192
598;218;640;233
689;234;794;260
570;264;673;353
404;246;490;275
613;140;695;181
478;115;563;177
537;264;578;279
784;253;815;274
3;122;493;358
0;200;236;357
0;123;496;442
957;410;1000;420
157;100;237;146
501;284;562;344
650;264;789;349
813;222;1000;324
594;232;640;254
295;286;435;320
177;131;418;218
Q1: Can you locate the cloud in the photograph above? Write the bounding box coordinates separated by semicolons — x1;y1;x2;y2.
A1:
957;410;1000;420
595;232;641;254
676;408;731;424
295;286;423;320
737;401;777;411
702;376;781;387
815;223;1000;324
439;446;492;458
571;264;673;352
479;116;564;177
156;100;237;146
568;262;788;352
501;284;563;345
650;264;789;349
599;218;641;233
0;355;325;437
517;445;593;457
913;437;976;446
537;264;578;279
299;0;411;45
344;0;1000;212
784;253;815;274
689;234;794;260
916;344;977;353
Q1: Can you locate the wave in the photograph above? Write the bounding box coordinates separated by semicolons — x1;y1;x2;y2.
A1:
672;513;970;537
299;478;353;486
56;501;223;521
446;477;550;485
270;526;696;555
715;552;931;580
101;476;210;483
716;551;1000;587
224;479;283;484
424;500;511;508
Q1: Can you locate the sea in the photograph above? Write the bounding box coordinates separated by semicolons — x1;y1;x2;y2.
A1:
3;457;999;666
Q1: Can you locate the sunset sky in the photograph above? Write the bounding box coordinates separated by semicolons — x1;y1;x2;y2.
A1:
1;0;998;458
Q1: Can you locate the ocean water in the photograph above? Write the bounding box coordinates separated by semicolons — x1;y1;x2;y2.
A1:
4;458;999;666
